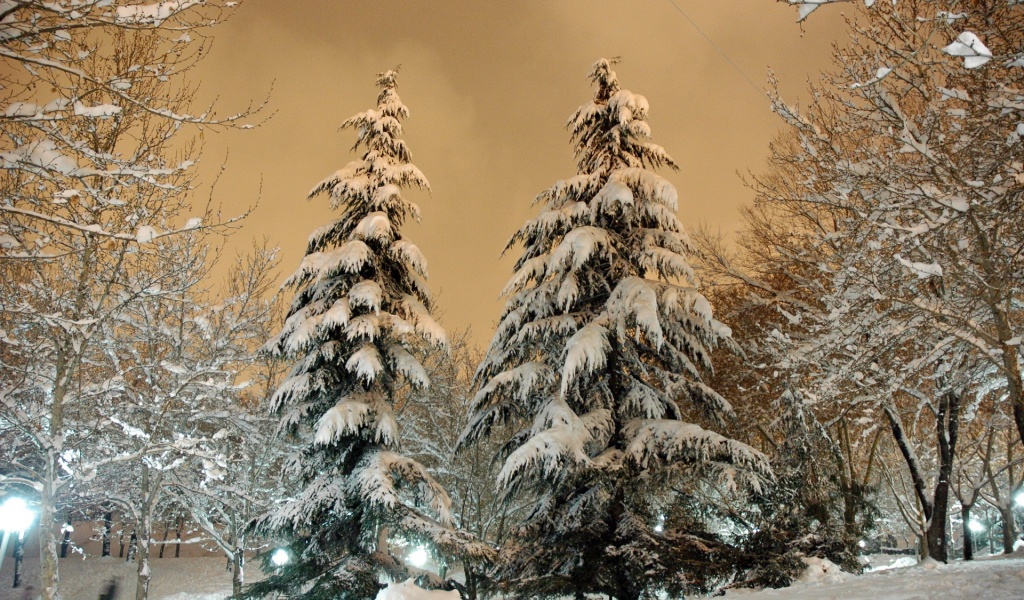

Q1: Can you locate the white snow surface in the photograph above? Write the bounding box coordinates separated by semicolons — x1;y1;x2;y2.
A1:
375;578;459;600
725;553;1024;600
7;550;1024;599
2;555;260;600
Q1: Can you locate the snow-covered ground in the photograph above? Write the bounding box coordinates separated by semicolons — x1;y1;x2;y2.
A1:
725;553;1024;600
0;555;258;600
0;525;245;600
4;549;1024;600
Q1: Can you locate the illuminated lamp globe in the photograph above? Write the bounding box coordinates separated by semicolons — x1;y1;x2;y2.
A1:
408;546;428;568
271;548;290;567
0;497;35;534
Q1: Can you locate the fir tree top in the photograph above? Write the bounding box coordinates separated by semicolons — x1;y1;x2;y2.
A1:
270;67;444;424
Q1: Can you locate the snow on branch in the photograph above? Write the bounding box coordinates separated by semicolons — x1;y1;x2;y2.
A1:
315;394;397;447
560;321;610;394
357;450;453;526
0;204;232;245
353;211;395;242
607;277;664;349
623;419;770;483
348;280;384;313
496;400;595;489
390;239;428;277
387;343;429;388
284;241;373;286
895;254;943;279
475;362;554;404
549;226;614;273
941;31;994;69
114;0;206;26
400;295;446;346
346;344;383;383
784;0;850;23
614;167;679;211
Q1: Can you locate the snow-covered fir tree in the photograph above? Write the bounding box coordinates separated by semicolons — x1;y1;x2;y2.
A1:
461;59;770;600
249;70;489;600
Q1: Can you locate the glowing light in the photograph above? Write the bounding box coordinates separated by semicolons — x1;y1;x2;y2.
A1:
968;520;985;533
408;546;428;568
653;524;664;533
271;548;290;567
0;498;35;534
858;539;867;548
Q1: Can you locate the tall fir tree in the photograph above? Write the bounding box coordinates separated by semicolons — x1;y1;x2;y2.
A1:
461;59;770;600
249;70;488;600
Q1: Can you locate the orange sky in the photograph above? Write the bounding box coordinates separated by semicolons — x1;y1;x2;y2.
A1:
194;0;847;346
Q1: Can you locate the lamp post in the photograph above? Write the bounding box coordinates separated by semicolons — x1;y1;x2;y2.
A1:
0;497;37;589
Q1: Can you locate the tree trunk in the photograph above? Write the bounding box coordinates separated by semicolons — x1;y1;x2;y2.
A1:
464;565;478;600
101;511;113;557
998;336;1024;449
988;511;996;554
605;484;642;600
127;531;137;562
136;466;153;600
962;504;974;561
1000;505;1015;555
926;389;961;563
39;464;61;600
175;515;183;558
232;543;245;597
926;470;952;562
884;404;932;521
1014;400;1024;453
158;523;170;559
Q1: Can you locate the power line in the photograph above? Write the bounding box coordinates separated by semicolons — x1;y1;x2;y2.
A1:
662;0;772;102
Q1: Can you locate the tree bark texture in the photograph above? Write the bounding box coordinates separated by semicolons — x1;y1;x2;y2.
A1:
961;504;974;561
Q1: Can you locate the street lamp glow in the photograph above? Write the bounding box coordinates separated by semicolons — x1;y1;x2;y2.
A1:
0;497;35;534
0;497;37;589
271;548;290;567
968;520;985;533
408;546;428;568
